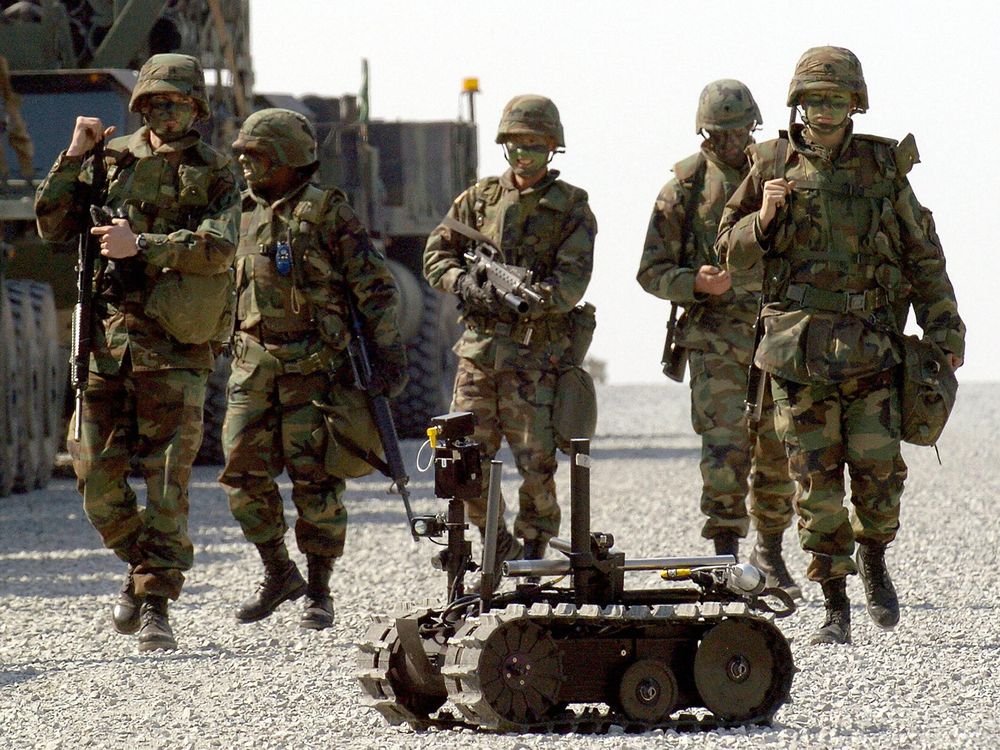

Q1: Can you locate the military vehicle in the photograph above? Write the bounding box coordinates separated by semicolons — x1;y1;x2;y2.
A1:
357;414;795;733
0;0;475;492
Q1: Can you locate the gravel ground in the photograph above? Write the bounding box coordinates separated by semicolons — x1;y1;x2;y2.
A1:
2;383;998;750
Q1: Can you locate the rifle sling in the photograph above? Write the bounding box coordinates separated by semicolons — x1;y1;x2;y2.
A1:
441;214;496;248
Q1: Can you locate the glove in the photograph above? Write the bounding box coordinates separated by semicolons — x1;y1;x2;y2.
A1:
454;271;495;310
368;344;408;397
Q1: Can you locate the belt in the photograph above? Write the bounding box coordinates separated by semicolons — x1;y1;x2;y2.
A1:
785;283;888;314
233;333;333;375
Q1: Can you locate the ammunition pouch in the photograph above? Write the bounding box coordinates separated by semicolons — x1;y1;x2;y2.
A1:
553;365;597;454
566;302;596;366
898;335;958;446
145;268;235;344
316;387;384;478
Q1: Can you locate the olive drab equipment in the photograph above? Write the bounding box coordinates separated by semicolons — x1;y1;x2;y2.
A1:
495;94;565;148
898;335;958;447
232;108;319;168
128;53;210;120
696;79;762;134
786;46;868;112
552;302;597;452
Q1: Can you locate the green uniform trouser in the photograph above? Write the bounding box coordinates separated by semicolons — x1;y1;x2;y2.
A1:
771;369;906;582
451;357;559;544
219;349;347;559
70;365;205;600
689;350;796;540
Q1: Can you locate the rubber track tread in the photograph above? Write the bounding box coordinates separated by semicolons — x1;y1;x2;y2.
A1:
357;600;793;734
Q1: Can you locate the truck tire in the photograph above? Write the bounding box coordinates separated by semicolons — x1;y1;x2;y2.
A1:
27;281;62;489
195;354;230;466
0;283;19;497
391;287;461;438
6;280;44;493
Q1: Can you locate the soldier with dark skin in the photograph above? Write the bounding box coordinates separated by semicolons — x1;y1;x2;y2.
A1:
34;54;240;651
717;47;965;644
220;108;406;630
637;81;800;598
424;95;596;574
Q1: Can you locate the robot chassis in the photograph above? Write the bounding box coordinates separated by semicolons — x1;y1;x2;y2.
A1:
357;412;795;734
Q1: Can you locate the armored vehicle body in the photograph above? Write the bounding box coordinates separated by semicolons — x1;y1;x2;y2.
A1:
1;0;475;492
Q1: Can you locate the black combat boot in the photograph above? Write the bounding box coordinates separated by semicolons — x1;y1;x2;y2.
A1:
137;595;177;652
300;554;335;631
749;532;803;600
236;538;307;623
810;577;852;645
522;538;547;584
471;524;524;592
856;542;900;629
492;524;524;577
713;531;739;560
111;566;141;635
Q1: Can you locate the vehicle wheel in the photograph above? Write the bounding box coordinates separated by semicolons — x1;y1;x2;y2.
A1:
27;281;62;489
0;282;19;497
693;616;794;723
195;354;231;466
391;286;461;438
6;280;43;493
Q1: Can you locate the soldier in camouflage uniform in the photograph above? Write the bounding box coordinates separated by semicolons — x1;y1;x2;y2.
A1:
220;108;406;630
34;54;240;651
424;95;596;572
0;53;34;185
637;81;800;597
717;47;965;644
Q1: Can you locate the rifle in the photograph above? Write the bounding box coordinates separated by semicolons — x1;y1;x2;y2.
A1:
344;290;418;541
70;140;108;442
440;215;544;314
660;303;688;382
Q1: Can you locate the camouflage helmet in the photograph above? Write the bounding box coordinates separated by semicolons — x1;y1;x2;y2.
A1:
495;94;565;148
787;46;868;111
232;108;318;168
129;53;209;120
695;79;762;134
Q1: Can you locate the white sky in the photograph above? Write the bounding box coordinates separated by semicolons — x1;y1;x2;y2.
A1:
250;0;999;384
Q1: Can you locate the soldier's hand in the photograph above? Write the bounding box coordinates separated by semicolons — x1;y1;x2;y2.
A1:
66;117;116;157
455;272;494;309
948;353;963;370
91;219;139;259
758;178;795;231
693;265;732;296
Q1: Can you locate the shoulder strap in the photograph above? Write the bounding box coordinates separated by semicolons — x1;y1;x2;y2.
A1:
773;131;789;181
679;152;707;252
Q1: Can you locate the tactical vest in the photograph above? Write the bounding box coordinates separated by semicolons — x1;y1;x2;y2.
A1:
101;134;235;343
751;128;919;383
761;129;909;324
235;184;352;351
460;174;575;341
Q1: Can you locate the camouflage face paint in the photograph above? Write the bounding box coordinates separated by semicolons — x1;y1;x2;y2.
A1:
504;142;550;178
143;96;197;142
800;90;853;134
707;127;752;166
